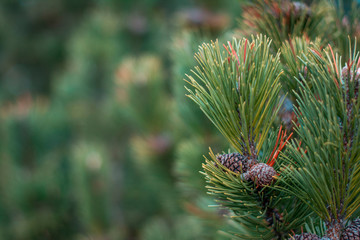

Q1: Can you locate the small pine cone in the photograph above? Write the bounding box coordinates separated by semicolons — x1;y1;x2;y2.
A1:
341;65;360;83
341;218;360;240
292;1;311;19
216;153;257;173
342;65;351;83
293;233;320;240
243;163;276;186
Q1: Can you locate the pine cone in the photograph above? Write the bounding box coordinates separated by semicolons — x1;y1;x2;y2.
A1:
291;1;311;19
293;233;320;240
216;153;257;173
341;65;360;83
341;218;360;240
243;163;276;186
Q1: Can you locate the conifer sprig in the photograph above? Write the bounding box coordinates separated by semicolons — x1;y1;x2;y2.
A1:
202;147;311;240
279;42;360;237
186;35;314;239
186;35;283;157
280;36;323;98
239;0;328;51
329;0;360;59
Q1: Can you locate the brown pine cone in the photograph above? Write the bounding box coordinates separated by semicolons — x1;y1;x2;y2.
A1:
216;153;257;173
341;65;360;83
293;233;320;240
341;218;360;240
243;163;277;187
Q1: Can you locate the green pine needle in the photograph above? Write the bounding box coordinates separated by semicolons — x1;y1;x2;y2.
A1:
239;0;329;51
279;41;360;222
186;35;283;157
202;147;312;239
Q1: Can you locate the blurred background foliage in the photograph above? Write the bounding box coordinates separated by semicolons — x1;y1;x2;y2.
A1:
0;0;240;239
2;0;360;239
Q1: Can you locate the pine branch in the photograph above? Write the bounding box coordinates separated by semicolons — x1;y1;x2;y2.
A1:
239;0;329;51
185;35;321;239
280;36;323;100
186;35;283;157
278;41;360;239
203;145;312;239
327;0;360;60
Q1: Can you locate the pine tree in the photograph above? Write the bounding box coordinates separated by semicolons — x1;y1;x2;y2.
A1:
238;0;329;52
185;7;360;238
186;35;312;239
279;41;360;239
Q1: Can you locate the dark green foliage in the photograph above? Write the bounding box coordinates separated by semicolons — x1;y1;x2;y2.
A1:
171;32;217;137
238;0;328;51
0;0;95;99
280;36;322;99
328;0;360;59
70;142;112;233
6;0;360;239
0;103;76;239
186;35;322;239
187;35;283;156
202;148;311;239
174;137;210;196
280;43;360;222
140;215;227;240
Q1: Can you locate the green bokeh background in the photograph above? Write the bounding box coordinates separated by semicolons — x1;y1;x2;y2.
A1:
0;0;240;239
